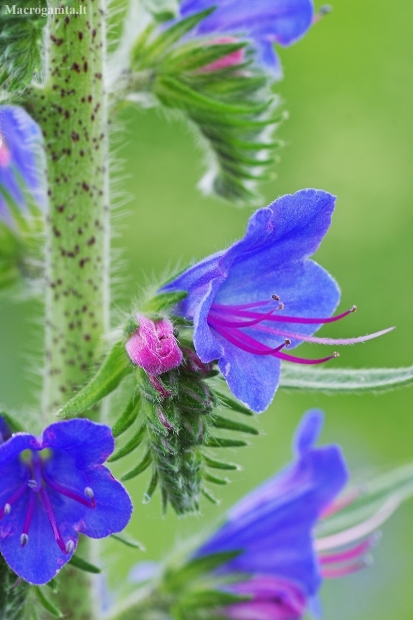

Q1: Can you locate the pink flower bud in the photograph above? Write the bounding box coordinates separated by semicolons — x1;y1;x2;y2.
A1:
201;37;245;72
126;315;182;376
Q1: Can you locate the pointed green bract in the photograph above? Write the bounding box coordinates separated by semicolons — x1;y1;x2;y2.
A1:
56;342;132;418
68;556;102;575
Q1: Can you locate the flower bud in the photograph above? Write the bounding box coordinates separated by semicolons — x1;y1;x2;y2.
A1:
126;315;183;376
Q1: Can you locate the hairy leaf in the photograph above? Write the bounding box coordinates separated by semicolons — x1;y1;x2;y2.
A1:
280;363;413;393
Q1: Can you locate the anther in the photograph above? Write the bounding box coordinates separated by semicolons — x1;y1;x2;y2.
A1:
20;533;29;547
333;352;340;358
271;294;280;301
84;487;94;499
4;504;11;515
319;4;333;15
284;339;291;347
66;540;75;554
27;480;37;490
350;305;357;313
278;302;284;310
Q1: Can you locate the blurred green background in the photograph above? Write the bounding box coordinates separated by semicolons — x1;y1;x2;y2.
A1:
2;0;413;617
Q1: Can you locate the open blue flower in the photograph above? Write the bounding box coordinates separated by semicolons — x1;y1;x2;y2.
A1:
0;105;46;226
161;189;393;412
195;410;348;618
0;418;133;585
178;0;314;77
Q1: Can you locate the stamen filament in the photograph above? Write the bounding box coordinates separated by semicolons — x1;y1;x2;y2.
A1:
39;488;67;553
21;490;37;543
210;304;357;324
0;479;29;519
243;323;395;346
319;538;373;564
211;321;288;356
321;488;361;519
321;560;369;579
43;472;95;508
315;496;400;551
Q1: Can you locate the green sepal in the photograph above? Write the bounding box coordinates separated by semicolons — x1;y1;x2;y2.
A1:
121;448;152;481
215;391;253;416
108;425;146;462
111;533;145;550
56;342;132;418
68;555;101;574
142;0;180;22
203;456;239;471
112;394;141;438
131;8;215;67
0;410;25;433
141;290;188;314
45;579;58;594
176;589;249;610
161;40;247;73
206;436;248;448
211;414;258;435
0;556;30;620
164;551;241;591
280;363;413;393
33;588;63;618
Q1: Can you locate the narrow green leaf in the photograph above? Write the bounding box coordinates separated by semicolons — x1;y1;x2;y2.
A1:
0;411;25;433
215;392;253;416
204;472;230;485
212;414;258;435
33;588;63;618
280;363;413;393
201;487;220;504
143;469;159;503
203;456;239;471
112;394;141;438
68;555;101;574
111;533;145;550
132;8;215;65
121;449;152;481
206;437;248;448
156;76;269;115
108;426;146;462
57;342;132;418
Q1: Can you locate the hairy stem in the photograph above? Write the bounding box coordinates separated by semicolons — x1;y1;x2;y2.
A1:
27;0;110;418
25;1;110;617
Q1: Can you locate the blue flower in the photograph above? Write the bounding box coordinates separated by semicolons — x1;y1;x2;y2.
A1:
161;189;393;412
0;418;133;585
178;0;314;77
0;105;46;226
195;410;348;618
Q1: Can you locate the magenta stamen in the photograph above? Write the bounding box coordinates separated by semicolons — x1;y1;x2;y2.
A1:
0;480;29;519
39;488;67;553
211;321;287;356
319;538;373;565
274;351;339;365
321;560;368;579
43;472;95;508
21;491;36;542
208;305;281;328
243;323;395;346
212;301;272;312
210;304;356;325
321;488;361;519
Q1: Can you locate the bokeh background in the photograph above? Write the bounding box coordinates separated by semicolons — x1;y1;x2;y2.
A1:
2;0;413;617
